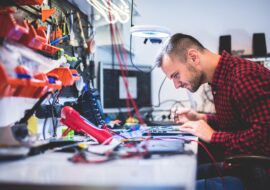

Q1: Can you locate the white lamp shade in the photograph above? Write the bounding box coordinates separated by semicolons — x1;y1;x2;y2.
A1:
130;25;171;38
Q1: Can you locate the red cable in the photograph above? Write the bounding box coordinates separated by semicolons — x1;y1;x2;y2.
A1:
107;0;144;123
153;137;227;190
108;14;144;123
108;0;145;124
109;24;133;118
113;23;145;124
114;25;132;115
107;1;132;118
113;38;144;124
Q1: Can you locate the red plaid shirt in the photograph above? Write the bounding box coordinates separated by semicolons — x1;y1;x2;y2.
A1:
207;51;270;156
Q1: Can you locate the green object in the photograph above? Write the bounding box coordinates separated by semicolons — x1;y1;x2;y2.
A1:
62;128;74;140
58;48;65;59
71;57;78;62
60;48;64;53
66;56;73;62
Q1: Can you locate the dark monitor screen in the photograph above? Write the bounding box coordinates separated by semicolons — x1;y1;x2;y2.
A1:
98;63;152;113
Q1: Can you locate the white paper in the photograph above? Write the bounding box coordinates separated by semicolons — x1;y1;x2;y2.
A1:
119;76;137;99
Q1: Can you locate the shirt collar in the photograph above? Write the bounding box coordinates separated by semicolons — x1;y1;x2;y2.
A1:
211;50;232;88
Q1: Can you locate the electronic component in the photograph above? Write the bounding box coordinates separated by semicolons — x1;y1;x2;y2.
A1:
77;88;105;127
142;126;193;136
139;139;185;154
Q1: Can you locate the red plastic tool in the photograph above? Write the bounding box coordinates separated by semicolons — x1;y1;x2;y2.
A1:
41;8;56;22
48;68;80;86
61;106;113;144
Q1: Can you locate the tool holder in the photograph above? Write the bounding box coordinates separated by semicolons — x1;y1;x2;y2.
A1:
0;13;29;41
48;67;80;87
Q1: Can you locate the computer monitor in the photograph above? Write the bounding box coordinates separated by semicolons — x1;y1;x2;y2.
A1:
98;63;152;113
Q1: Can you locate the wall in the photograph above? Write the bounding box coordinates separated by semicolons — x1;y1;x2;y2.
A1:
130;0;270;111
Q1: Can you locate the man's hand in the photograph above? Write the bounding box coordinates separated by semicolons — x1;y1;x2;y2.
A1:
179;120;214;142
172;108;206;124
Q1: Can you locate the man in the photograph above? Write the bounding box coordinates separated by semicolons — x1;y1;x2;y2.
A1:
156;33;270;189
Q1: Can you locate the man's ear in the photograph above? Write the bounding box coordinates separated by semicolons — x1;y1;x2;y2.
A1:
187;49;199;65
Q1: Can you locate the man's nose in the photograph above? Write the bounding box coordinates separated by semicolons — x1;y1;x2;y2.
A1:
173;79;180;88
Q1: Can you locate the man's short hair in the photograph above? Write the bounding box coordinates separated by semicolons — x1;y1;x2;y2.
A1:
156;33;205;67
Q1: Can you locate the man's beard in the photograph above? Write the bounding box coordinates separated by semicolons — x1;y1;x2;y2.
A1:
186;64;205;92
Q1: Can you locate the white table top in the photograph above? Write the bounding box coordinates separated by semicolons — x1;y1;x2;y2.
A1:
0;136;198;190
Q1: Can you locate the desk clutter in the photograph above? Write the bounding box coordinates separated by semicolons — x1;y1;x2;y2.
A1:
0;2;201;190
0;109;192;163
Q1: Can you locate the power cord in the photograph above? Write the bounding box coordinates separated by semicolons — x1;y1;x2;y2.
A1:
152;75;166;108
